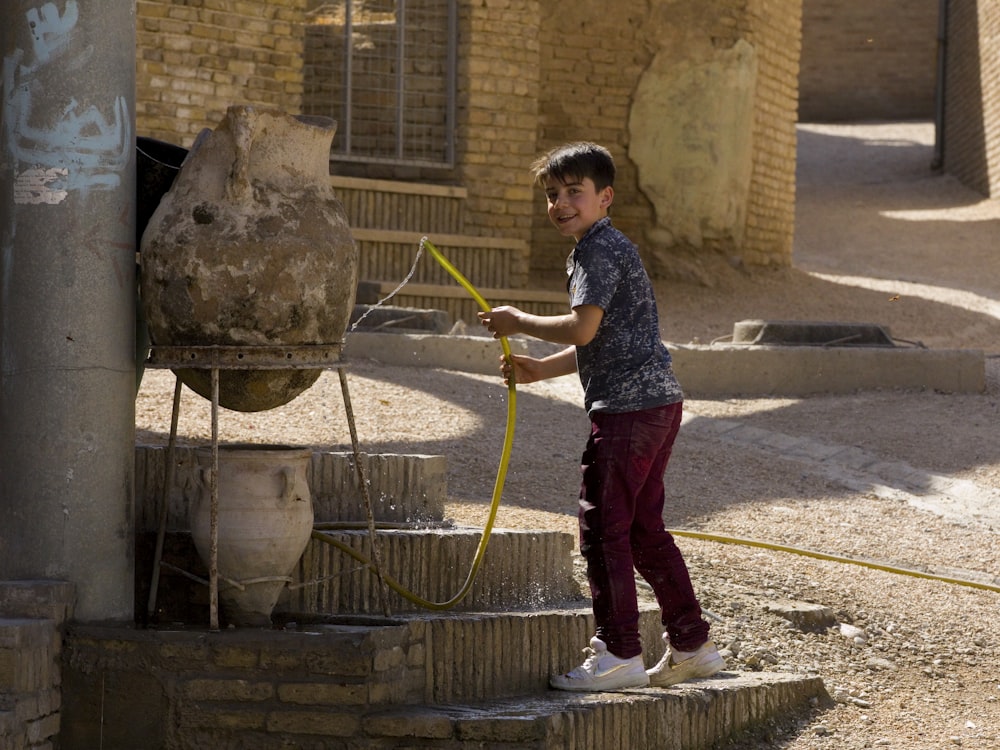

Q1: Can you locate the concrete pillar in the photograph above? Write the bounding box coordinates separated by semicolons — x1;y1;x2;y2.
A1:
1;1;136;622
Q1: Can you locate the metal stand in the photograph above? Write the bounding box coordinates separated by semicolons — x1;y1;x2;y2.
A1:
144;344;390;630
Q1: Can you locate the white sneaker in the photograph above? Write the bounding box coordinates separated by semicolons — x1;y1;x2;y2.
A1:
646;638;725;687
549;636;650;692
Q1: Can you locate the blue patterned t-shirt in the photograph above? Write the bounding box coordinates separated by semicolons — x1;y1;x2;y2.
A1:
568;217;683;414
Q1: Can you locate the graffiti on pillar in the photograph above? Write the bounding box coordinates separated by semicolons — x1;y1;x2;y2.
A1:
2;0;132;205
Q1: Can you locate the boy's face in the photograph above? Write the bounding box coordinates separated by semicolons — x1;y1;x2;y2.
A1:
542;175;613;242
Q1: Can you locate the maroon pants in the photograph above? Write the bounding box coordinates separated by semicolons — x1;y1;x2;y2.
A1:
579;401;709;658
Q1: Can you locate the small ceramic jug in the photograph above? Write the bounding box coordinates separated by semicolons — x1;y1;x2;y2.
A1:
191;444;314;627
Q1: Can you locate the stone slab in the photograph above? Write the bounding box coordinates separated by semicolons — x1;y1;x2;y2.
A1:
365;672;828;750
344;331;985;395
669;344;985;395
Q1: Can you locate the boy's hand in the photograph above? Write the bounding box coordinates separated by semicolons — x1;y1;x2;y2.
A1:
478;306;522;338
501;353;545;386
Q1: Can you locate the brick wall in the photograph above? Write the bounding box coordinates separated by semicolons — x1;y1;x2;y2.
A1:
0;582;74;750
136;0;307;147
134;0;803;280
798;0;939;121
531;2;659;278
454;0;541;262
530;0;801;277
943;0;1000;197
742;0;803;267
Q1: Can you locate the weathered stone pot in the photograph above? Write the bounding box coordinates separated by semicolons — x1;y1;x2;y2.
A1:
140;105;358;411
192;444;314;627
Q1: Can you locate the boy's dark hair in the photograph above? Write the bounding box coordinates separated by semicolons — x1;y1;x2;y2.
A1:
530;142;616;191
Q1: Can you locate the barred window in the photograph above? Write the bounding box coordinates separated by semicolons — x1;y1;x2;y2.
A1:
304;0;457;168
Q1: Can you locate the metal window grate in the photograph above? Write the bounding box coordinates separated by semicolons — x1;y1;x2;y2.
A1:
304;0;456;168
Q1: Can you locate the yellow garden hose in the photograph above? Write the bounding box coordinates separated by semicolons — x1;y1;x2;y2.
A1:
314;239;999;610
312;238;516;610
669;529;1000;594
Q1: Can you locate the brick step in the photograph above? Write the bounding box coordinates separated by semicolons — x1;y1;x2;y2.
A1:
62;611;829;748
406;606;666;704
277;606;669;705
135;446;448;533
285;527;578;616
136;447;579;627
364;672;827;749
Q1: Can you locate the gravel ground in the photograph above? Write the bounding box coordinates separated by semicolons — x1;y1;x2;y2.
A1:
136;122;1000;749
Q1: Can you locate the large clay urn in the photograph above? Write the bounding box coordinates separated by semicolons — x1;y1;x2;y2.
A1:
140;105;358;412
192;445;314;627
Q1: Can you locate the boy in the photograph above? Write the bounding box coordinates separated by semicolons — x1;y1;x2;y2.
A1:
478;142;723;692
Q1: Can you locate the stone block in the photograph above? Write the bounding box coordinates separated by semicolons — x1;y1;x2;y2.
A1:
764;600;837;631
364;707;454;740
275;681;366;706
183;678;274;703
0;581;74;623
265;709;359;737
25;712;59;745
209;645;260;670
669;344;985;396
177;706;266;732
60;667;167;750
456;714;548;743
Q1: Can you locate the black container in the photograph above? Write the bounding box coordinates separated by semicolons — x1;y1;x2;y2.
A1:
136;136;189;247
135;137;188;392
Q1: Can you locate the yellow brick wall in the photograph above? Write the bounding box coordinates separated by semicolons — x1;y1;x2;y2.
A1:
530;3;660;278
529;0;801;276
742;0;802;267
136;0;307;147
454;0;541;284
135;0;802;279
943;0;1000;197
798;0;938;121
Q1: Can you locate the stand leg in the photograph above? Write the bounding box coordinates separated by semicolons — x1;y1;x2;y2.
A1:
147;376;184;622
209;367;220;631
337;366;391;618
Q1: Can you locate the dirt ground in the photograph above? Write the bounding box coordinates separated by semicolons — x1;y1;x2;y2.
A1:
136;121;1000;749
